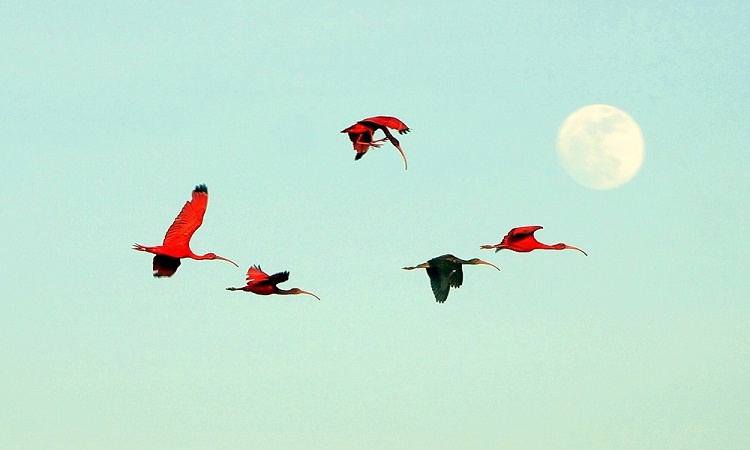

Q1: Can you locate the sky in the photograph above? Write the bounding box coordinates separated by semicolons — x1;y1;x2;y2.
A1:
2;1;749;448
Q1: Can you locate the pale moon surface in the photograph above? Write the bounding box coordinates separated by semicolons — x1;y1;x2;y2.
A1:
556;104;645;190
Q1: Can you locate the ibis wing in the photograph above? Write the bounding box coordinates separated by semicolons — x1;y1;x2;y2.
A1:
360;116;410;133
351;130;374;145
341;122;373;135
426;267;451;303
349;131;373;154
447;266;464;289
347;131;369;144
507;225;543;239
341;123;374;154
502;225;544;248
246;265;270;284
246;266;289;289
268;271;290;286
153;255;181;277
162;185;209;250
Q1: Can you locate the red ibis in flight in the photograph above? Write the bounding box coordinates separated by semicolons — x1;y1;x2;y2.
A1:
480;225;587;256
226;265;321;301
132;184;238;277
341;116;410;169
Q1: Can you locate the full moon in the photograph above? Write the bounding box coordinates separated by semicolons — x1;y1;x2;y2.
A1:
556;104;644;190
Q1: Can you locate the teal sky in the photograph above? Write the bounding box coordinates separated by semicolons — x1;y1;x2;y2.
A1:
3;2;749;448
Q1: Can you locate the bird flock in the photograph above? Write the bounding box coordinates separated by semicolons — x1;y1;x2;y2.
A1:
133;115;586;303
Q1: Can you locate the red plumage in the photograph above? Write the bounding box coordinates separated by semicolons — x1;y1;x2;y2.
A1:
480;225;587;255
132;184;238;277
226;265;320;300
341;116;410;169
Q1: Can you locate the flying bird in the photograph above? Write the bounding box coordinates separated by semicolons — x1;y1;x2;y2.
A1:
480;225;587;256
132;184;239;277
341;116;410;169
403;254;500;303
226;265;321;300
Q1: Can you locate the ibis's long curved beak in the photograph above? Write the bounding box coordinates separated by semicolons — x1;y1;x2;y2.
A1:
217;256;240;267
394;144;408;170
565;245;588;256
299;289;321;301
477;259;501;271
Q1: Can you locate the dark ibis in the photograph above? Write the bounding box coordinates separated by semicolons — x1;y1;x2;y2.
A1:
403;254;499;303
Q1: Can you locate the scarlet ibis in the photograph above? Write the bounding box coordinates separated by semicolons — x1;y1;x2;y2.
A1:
480;225;587;256
132;184;239;277
341;115;410;169
226;265;321;300
403;254;500;303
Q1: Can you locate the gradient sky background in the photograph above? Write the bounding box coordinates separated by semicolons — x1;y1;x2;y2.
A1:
3;2;749;448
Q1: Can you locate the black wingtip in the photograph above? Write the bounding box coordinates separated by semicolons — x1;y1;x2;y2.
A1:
194;184;208;193
153;255;181;277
